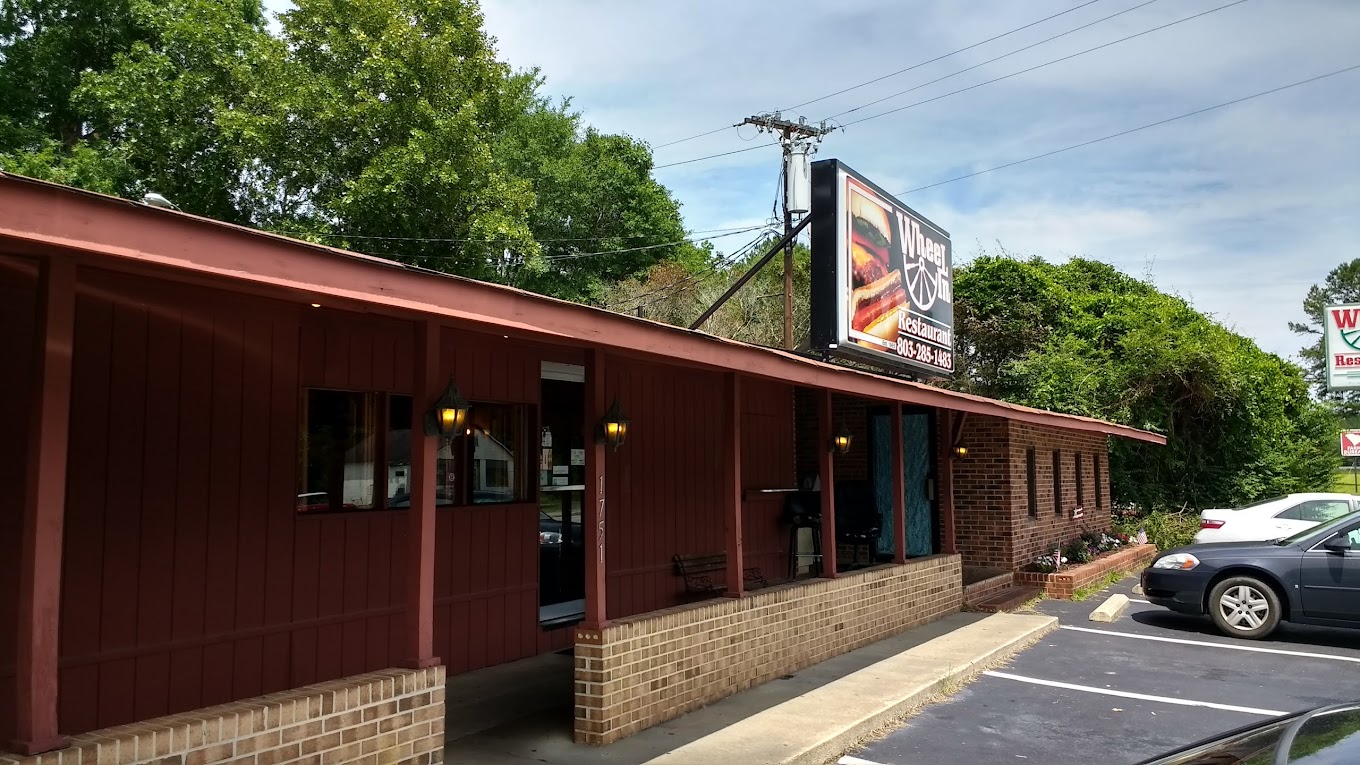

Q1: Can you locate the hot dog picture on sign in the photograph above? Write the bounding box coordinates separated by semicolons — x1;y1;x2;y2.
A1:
809;159;954;377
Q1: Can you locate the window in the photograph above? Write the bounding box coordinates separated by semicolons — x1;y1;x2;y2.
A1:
465;403;530;504
1276;500;1352;524
1052;450;1062;515
1026;447;1037;518
299;391;530;511
1074;453;1084;509
299;389;381;513
1093;454;1103;511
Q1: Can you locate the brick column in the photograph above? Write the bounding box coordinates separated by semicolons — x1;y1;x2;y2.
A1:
891;402;907;564
583;348;608;628
723;373;744;597
404;319;440;669
940;410;958;555
818;389;837;578
12;258;75;755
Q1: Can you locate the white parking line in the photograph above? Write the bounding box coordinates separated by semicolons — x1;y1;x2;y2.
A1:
1129;598;1151;604
984;671;1286;716
839;757;890;765
1059;625;1360;663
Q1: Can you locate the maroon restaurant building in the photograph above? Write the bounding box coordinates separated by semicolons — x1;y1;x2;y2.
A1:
0;173;1163;764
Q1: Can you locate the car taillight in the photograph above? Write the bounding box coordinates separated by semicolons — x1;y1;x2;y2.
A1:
1200;519;1225;529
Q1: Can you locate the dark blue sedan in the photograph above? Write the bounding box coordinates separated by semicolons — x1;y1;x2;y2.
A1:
1141;510;1360;639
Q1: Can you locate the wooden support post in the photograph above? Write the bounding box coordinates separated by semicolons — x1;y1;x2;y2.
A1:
817;389;837;578
891;402;907;564
403;319;440;669
583;348;608;628
940;410;958;555
723;373;745;597
13;258;75;755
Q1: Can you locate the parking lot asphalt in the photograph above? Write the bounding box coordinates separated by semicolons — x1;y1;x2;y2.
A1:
839;576;1360;765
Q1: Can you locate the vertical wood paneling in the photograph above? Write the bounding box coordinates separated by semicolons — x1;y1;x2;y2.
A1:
0;257;38;744
51;274;423;736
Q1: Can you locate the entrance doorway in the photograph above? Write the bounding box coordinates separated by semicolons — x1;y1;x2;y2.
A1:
537;362;586;626
868;409;937;558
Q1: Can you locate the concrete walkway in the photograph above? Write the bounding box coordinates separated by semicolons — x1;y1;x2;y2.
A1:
444;612;1056;765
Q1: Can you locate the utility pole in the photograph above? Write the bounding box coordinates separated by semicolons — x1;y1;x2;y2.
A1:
739;113;834;350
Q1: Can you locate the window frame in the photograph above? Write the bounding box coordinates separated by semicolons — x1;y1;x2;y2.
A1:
297;387;399;515
1093;454;1103;511
1026;447;1038;518
1052;449;1063;516
1074;452;1085;509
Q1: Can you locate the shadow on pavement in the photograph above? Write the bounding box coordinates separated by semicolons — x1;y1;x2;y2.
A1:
1130;608;1360;651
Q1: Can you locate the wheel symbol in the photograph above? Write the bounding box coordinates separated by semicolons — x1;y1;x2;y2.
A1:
903;258;939;311
1344;328;1360;351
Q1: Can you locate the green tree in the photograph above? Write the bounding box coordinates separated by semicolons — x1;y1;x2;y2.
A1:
1291;259;1360;420
951;253;1338;510
1;0;698;301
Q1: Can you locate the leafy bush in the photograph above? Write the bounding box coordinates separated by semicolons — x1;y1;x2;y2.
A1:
1113;510;1199;551
1062;539;1094;565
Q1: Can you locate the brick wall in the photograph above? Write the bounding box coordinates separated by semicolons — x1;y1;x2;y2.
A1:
950;415;1012;569
1007;422;1112;570
573;555;962;745
951;418;1114;571
1015;543;1158;599
0;668;445;765
793;389;870;484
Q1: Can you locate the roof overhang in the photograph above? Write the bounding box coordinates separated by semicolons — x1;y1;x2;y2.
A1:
0;172;1164;445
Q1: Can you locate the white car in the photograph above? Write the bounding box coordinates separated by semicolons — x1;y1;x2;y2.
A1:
1194;492;1360;544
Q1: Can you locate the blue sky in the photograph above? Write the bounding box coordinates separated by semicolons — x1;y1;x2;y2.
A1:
267;0;1360;360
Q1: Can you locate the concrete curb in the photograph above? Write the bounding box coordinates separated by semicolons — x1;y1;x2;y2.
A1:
1089;594;1130;623
640;613;1059;765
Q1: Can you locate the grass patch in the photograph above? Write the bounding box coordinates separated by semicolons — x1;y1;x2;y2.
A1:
1070;570;1126;602
1333;471;1360;494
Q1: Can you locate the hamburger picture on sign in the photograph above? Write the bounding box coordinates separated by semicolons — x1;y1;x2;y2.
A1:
809;159;954;377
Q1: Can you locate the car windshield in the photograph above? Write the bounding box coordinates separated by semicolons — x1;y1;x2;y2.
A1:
1275;510;1360;546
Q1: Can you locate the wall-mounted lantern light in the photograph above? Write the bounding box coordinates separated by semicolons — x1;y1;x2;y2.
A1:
830;423;853;455
953;445;968;458
423;377;470;437
597;396;630;451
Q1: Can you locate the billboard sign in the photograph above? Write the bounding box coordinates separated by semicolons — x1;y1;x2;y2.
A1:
809;159;953;376
1343;430;1360;458
1324;304;1360;391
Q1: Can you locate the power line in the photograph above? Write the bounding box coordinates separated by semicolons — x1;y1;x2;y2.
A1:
544;225;767;261
653;142;774;169
784;0;1112;112
277;224;760;244
842;0;1249;128
608;228;776;310
824;0;1166;121
651;0;1115;151
652;124;740;150
892;63;1360;196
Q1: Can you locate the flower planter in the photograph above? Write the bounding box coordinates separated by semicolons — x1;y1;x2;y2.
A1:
1015;543;1159;599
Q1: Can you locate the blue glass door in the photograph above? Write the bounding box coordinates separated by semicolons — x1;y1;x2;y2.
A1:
870;411;934;558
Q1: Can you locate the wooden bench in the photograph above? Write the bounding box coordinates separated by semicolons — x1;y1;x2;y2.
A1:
673;552;767;595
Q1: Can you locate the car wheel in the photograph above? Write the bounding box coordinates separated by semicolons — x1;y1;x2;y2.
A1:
1208;576;1281;639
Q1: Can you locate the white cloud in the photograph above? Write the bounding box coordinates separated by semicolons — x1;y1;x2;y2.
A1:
481;0;1360;359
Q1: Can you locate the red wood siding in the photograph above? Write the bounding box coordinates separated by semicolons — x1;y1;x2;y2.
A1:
0;255;39;744
602;360;796;618
741;380;796;580
47;270;413;734
432;328;578;673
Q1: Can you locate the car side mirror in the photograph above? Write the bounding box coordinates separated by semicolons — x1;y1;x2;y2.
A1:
1322;534;1353;554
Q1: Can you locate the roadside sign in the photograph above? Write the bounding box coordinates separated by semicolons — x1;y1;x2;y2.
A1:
1342;430;1360;458
1324;305;1360;390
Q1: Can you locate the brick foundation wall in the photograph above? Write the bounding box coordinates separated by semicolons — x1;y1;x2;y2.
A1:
1;668;445;765
1015;543;1159;598
573;555;962;745
962;571;1015;607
